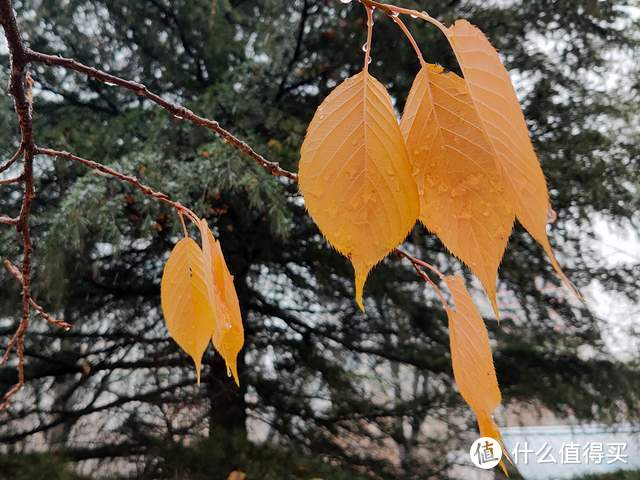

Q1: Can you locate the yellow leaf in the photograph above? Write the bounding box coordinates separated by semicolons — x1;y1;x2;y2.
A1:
227;471;247;480
444;20;579;297
161;237;215;383
401;64;514;317
299;71;419;310
445;275;503;444
198;219;244;386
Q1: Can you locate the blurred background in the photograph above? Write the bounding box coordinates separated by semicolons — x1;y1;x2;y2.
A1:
0;0;639;479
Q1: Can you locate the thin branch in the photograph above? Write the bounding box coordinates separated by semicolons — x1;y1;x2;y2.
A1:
3;260;72;331
0;215;19;225
359;0;449;34
35;147;199;223
0;143;24;173
0;173;24;185
0;0;36;412
395;248;450;310
27;50;298;181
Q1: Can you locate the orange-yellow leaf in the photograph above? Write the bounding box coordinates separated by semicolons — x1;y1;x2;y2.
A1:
299;71;419;310
198;219;244;386
401;64;514;317
444;20;579;297
445;275;503;445
161;237;215;383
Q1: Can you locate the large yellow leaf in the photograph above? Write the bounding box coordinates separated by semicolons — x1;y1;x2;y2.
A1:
161;237;215;383
401;64;514;317
444;20;578;296
445;275;503;444
198;219;244;386
299;71;419;310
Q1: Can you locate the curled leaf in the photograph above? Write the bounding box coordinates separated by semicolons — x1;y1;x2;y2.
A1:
198;219;244;386
445;275;503;446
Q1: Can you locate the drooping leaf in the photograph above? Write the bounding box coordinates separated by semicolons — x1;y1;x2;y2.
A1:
161;237;215;383
444;20;579;297
198;219;244;386
299;71;419;310
445;275;503;444
401;64;514;317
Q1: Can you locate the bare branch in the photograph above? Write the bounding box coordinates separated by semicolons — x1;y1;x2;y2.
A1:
0;215;19;225
1;0;37;410
0;173;23;185
27;50;299;181
3;260;72;331
0;144;24;173
35;147;199;222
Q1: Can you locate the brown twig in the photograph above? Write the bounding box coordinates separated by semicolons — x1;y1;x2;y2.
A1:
26;50;298;182
3;260;72;330
35;147;199;223
0;173;24;185
395;248;449;309
359;0;449;34
0;143;24;173
0;0;35;412
0;215;19;225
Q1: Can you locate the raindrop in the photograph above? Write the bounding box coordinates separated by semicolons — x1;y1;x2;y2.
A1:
410;13;418;18
104;81;117;87
226;365;232;377
339;0;352;3
390;12;399;18
362;42;368;52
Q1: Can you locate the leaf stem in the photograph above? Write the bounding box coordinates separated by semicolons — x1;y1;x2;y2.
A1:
391;14;425;66
363;3;374;72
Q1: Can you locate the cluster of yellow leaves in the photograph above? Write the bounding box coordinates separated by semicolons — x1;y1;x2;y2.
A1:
161;218;244;385
299;14;578;451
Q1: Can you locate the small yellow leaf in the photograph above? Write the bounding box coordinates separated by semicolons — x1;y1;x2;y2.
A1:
445;20;579;297
198;219;244;386
299;71;419;309
401;64;514;317
227;471;247;480
161;237;215;383
445;275;503;444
